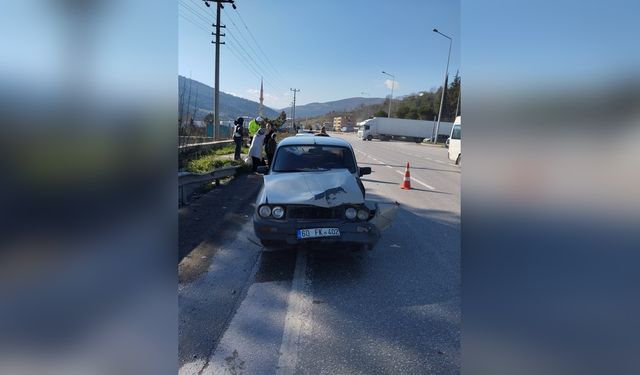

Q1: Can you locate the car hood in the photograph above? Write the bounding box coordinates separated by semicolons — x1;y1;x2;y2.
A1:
261;169;363;208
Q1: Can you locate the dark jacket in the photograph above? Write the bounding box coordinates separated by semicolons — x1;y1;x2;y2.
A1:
265;133;277;156
264;130;275;152
233;124;244;139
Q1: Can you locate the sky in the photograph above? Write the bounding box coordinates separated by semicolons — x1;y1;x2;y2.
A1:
179;0;460;109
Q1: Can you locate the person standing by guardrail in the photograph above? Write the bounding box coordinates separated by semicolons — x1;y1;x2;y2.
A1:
233;117;245;160
265;124;277;168
248;127;266;172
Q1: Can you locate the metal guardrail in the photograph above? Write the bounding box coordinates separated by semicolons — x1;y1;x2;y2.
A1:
178;139;234;149
179;165;240;205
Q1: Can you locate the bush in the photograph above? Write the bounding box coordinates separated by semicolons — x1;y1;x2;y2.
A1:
186;156;242;174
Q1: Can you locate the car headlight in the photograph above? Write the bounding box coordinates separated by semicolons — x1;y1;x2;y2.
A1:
345;207;357;220
357;208;369;220
258;205;272;218
272;206;285;219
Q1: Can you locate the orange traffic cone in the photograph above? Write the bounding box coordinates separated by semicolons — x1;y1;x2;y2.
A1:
401;162;412;190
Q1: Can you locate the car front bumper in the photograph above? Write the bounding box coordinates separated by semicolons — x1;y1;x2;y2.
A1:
253;215;380;247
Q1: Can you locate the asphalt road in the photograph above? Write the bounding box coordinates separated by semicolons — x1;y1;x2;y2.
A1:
179;133;460;374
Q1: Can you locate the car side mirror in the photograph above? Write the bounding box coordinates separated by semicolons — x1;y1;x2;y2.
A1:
256;166;269;174
359;167;371;177
445;138;450;148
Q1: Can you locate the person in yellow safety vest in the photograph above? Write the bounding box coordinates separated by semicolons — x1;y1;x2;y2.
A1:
248;116;262;137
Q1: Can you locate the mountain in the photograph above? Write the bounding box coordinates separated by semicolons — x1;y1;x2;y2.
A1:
179;76;279;121
280;97;386;118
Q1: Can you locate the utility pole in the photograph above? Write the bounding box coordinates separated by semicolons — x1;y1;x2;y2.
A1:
204;0;236;140
290;88;300;130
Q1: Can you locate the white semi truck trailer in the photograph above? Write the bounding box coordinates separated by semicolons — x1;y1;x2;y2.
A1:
357;117;453;143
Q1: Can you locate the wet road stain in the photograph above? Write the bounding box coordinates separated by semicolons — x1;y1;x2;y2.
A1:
254;249;298;283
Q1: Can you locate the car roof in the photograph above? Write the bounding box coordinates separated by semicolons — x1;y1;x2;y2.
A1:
278;135;353;149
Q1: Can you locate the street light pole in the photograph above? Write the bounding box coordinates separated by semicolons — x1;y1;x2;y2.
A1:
381;71;395;118
433;28;452;144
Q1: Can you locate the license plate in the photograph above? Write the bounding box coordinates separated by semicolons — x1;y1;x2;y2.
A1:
296;228;341;239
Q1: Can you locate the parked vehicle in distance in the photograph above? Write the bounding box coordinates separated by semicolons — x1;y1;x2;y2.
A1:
357;117;453;143
447;116;462;165
253;136;398;250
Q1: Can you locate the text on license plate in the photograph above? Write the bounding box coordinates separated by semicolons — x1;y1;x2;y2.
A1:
297;228;341;239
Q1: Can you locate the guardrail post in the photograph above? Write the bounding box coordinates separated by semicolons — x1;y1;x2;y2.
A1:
178;165;239;206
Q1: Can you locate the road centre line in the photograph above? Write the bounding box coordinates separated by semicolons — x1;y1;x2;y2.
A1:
276;251;313;375
356;149;436;189
395;170;435;190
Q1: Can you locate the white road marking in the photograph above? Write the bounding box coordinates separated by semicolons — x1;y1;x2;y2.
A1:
200;281;290;375
386;165;393;169
395;170;435;190
276;250;313;375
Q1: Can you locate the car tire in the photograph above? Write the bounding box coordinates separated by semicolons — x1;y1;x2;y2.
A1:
367;135;372;141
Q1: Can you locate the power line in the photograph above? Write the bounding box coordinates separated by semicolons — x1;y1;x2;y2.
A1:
179;10;210;33
232;8;289;86
222;9;265;72
225;29;281;92
225;41;262;81
183;0;284;115
179;0;211;25
222;8;288;89
183;0;286;93
222;9;289;93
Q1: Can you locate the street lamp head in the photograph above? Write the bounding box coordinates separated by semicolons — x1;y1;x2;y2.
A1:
433;28;438;33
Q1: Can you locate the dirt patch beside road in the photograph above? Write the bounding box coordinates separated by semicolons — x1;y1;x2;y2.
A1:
178;173;263;283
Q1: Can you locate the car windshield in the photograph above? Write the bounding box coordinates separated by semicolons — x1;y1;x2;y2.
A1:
272;145;357;173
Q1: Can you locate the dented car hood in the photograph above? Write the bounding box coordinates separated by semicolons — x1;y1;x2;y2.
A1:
261;169;364;208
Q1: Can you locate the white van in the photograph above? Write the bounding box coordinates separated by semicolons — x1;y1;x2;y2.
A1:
447;116;461;165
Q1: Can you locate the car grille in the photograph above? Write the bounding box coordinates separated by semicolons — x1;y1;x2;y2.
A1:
287;205;343;220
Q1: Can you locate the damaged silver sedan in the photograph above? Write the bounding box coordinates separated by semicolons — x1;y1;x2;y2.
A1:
253;136;398;250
